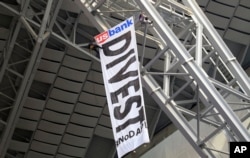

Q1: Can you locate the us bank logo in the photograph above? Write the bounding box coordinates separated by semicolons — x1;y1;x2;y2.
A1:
230;142;250;158
94;19;133;44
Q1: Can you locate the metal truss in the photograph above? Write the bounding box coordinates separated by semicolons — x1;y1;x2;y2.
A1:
0;0;105;157
138;0;250;157
0;0;63;157
79;0;250;157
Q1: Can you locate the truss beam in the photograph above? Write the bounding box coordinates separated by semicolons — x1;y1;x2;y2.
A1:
142;73;212;157
137;0;250;142
131;0;250;157
183;0;250;95
0;0;63;157
77;0;250;157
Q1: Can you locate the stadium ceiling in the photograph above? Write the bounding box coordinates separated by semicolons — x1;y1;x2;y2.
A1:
0;0;250;158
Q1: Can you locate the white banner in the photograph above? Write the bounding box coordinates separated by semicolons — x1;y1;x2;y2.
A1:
95;17;150;158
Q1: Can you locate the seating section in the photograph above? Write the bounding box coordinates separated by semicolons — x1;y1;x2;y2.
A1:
34;130;61;145
9;140;29;153
205;12;230;31
196;0;209;7
34;48;64;84
26;151;54;158
46;99;74;114
240;0;250;8
17;97;45;132
95;113;113;139
206;1;235;18
18;43;113;157
197;0;250;45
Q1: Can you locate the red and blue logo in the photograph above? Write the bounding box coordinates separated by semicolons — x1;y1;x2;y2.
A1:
95;18;133;44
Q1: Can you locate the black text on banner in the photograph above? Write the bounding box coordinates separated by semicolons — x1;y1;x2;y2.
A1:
95;17;150;158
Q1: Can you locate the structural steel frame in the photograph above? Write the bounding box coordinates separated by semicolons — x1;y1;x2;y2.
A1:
0;0;249;157
80;0;250;157
0;0;63;156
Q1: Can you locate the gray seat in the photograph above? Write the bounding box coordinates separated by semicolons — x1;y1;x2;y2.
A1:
33;130;62;145
34;70;57;84
79;92;106;107
98;115;112;128
56;154;73;158
24;97;45;110
240;0;250;8
46;99;74;114
66;123;93;137
67;47;91;60
235;6;250;21
206;1;235;18
206;12;229;30
38;59;60;73
9;140;29;152
58;66;87;82
16;118;37;131
42;48;64;62
94;125;113;139
26;151;54;158
230;18;250;34
87;70;103;84
75;102;102;117
62;55;92;71
224;29;250;45
54;77;82;93
42;109;70;125
30;140;57;155
20;108;41;121
38;120;66;135
83;81;105;96
50;88;78;103
58;144;86;157
70;113;98;127
214;0;238;6
62;133;89;148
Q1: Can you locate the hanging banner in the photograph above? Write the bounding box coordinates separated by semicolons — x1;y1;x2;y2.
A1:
95;17;150;158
